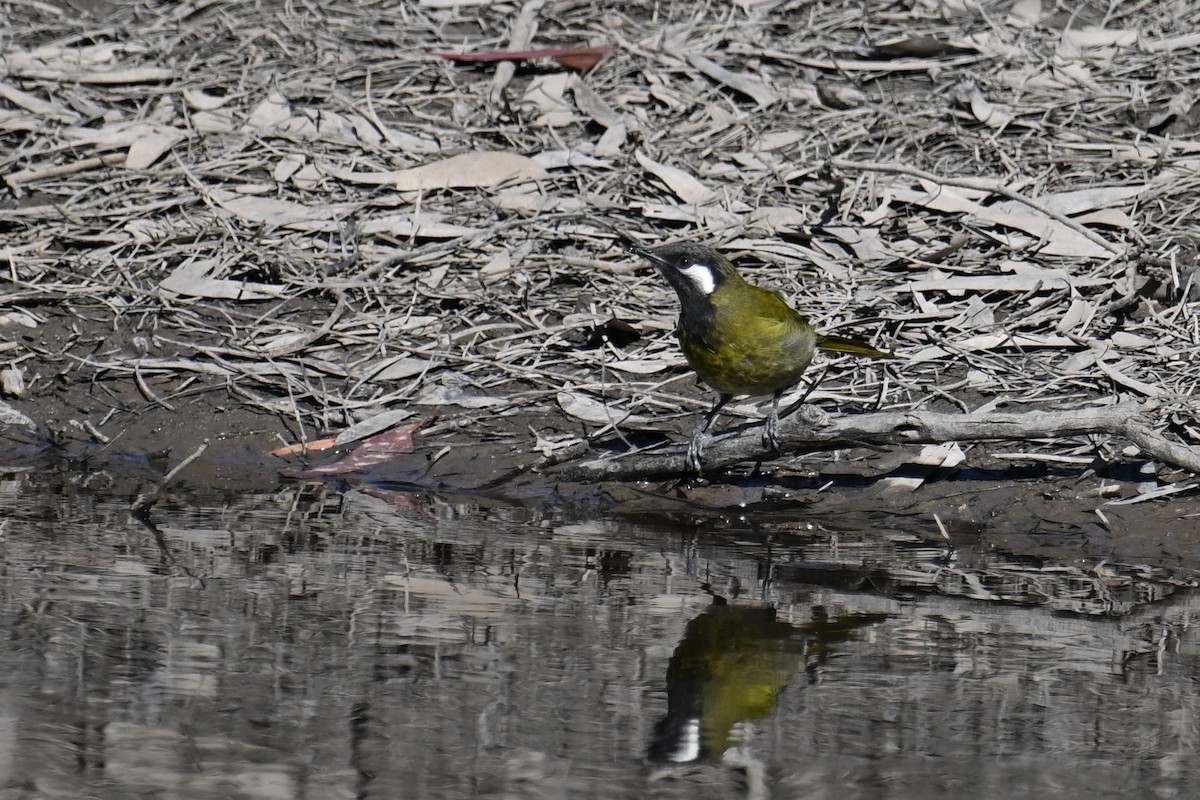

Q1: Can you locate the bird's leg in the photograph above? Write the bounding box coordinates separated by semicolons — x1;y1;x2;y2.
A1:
773;369;826;447
764;389;783;452
687;394;730;473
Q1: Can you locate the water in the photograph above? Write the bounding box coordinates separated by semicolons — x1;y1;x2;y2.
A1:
0;476;1197;799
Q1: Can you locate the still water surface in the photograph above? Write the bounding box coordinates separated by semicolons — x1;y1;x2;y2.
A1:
1;477;1198;798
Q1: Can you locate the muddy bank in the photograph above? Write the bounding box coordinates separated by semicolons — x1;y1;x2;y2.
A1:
6;359;1200;580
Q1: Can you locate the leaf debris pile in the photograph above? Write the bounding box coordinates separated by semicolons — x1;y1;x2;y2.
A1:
2;0;1199;477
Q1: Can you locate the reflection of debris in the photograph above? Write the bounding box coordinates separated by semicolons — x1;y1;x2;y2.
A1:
772;537;1195;616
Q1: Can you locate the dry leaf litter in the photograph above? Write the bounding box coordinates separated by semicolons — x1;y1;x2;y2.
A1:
1;0;1199;480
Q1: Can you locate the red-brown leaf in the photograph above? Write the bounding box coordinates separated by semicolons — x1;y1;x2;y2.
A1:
287;415;436;478
427;45;613;74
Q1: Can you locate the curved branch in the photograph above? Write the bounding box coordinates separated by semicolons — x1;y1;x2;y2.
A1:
551;402;1200;481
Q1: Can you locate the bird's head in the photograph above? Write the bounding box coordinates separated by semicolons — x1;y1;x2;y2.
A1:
627;242;741;308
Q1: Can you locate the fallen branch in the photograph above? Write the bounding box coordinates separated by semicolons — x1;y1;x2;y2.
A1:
552;402;1200;481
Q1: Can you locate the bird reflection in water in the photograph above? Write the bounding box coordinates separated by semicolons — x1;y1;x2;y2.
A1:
649;599;885;764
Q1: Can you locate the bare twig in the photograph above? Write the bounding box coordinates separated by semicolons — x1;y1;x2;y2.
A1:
131;439;212;516
489;0;547;107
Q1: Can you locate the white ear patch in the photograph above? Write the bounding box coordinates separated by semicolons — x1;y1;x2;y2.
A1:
679;263;715;295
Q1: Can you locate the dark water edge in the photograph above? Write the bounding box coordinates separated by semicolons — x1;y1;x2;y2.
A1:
0;474;1197;799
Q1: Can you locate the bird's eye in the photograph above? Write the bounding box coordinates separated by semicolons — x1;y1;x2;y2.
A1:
678;257;693;268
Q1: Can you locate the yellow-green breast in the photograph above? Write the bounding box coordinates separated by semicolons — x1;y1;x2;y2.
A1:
678;281;817;397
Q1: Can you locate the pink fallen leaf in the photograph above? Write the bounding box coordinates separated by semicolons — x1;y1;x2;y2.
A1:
285;414;436;478
427;44;613;74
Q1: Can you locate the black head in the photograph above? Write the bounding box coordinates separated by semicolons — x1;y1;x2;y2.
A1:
627;242;740;309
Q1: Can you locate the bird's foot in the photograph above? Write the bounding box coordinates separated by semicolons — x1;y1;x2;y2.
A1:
686;430;710;474
763;409;782;453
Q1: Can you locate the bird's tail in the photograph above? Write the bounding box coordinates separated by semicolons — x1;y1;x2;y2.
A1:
817;334;896;359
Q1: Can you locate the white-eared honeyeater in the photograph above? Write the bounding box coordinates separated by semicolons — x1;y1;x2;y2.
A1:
629;241;894;472
648;602;886;762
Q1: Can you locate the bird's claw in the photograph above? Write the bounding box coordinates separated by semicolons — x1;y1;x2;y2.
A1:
763;416;780;452
763;406;783;453
686;430;710;474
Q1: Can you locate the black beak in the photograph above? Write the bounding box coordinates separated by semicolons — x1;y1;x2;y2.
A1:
625;242;669;269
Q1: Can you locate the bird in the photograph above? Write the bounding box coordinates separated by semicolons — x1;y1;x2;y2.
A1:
628;241;894;472
648;601;886;763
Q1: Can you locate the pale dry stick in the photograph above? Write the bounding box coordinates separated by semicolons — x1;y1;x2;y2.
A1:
560;254;642;275
130;439;211;516
151;335;351;378
489;0;547;107
133;363;177;411
828;158;1124;257
351;351;440;404
345;337;585;395
66;354;233;377
347;212;577;285
554;403;1200;479
5;152;126;196
227;382;366;421
129;438;212;580
279;370;313;449
73;352;342;427
361;70;404;150
253;294;350;358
